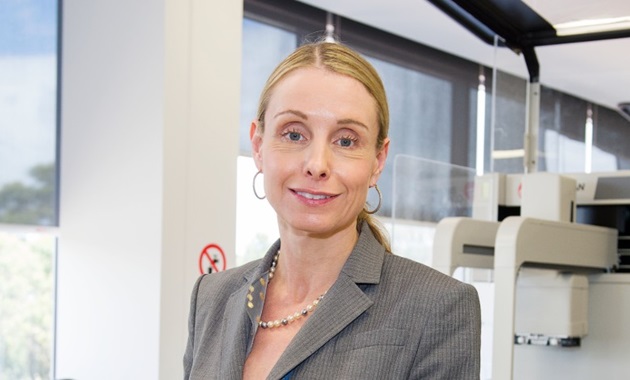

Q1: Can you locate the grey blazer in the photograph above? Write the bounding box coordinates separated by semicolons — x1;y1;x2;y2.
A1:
184;223;481;379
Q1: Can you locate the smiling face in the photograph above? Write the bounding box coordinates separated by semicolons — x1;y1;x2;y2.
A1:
251;67;389;238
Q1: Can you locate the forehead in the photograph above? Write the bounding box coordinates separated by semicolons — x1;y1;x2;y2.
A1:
266;67;377;122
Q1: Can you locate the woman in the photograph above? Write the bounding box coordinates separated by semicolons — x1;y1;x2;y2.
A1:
184;41;481;379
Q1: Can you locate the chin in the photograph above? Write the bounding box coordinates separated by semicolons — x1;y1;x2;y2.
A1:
287;216;355;237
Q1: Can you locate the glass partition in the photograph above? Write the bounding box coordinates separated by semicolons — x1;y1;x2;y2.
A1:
389;154;476;265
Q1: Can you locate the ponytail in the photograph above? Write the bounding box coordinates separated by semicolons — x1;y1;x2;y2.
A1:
357;210;391;253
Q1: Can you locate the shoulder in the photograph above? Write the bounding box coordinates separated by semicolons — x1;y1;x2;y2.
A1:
376;260;482;378
380;254;479;302
376;254;481;342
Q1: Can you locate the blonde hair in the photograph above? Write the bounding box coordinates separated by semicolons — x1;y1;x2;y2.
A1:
256;41;391;252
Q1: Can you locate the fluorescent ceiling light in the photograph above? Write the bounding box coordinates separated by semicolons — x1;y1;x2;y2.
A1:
522;0;630;35
555;16;630;36
492;149;524;159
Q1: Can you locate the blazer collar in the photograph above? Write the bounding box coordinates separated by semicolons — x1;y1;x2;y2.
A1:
268;222;386;379
340;221;386;285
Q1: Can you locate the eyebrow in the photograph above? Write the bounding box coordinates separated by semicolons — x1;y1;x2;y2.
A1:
273;109;308;120
338;118;369;130
274;110;369;130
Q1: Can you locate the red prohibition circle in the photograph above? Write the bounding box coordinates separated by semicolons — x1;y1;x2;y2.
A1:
198;243;227;274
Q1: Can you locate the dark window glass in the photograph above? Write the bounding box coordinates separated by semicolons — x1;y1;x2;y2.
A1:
239;18;296;154
594;105;630;170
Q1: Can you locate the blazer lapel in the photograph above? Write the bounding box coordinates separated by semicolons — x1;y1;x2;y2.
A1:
220;241;281;379
218;282;252;379
268;223;385;379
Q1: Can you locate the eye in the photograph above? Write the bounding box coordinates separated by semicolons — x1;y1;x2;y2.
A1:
337;136;357;148
281;129;305;142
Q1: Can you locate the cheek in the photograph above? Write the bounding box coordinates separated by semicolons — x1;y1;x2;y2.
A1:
337;166;374;198
262;152;294;187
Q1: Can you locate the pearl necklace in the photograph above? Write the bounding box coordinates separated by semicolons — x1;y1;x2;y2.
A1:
258;252;327;329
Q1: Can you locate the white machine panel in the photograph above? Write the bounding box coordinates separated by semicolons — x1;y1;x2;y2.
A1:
513;274;630;380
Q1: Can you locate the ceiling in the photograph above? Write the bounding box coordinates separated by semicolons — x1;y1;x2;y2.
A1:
298;0;630;113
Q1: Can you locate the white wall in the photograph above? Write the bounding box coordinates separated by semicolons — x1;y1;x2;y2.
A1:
160;0;242;378
57;0;242;379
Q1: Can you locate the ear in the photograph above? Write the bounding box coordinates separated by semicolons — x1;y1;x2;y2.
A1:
250;120;263;171
370;137;390;185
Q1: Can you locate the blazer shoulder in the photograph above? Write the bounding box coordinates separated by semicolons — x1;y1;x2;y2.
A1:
382;254;478;296
379;254;481;335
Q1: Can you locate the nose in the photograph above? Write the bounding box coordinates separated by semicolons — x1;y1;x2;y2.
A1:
304;140;330;180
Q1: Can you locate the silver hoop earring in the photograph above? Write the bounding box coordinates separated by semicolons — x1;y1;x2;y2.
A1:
252;170;266;200
365;184;382;214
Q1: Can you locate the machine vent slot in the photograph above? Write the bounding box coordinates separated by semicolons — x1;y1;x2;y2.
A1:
463;244;494;256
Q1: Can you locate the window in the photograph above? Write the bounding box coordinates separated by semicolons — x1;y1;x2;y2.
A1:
490;69;630;174
238;18;296;155
0;1;59;378
0;0;59;226
0;230;56;379
489;71;527;173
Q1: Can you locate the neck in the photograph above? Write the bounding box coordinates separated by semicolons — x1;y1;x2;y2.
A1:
272;222;359;301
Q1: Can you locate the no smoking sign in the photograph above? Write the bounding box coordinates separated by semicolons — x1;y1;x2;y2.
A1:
198;243;227;274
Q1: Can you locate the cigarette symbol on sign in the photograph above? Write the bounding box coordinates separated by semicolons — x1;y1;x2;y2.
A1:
198;244;227;274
